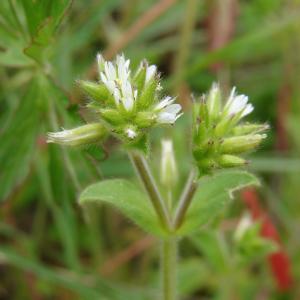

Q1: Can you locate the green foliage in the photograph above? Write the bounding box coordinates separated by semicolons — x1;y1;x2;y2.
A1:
1;0;299;298
178;171;260;235
235;221;278;261
79;179;165;237
0;81;39;201
0;0;72;66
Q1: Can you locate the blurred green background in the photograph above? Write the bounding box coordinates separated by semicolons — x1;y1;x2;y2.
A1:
1;0;300;299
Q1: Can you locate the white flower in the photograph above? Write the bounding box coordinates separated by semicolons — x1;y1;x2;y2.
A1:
155;97;182;124
95;53;183;131
225;87;254;117
99;54;137;111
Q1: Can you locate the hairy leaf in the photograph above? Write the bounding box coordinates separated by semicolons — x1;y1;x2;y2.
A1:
79;179;165;237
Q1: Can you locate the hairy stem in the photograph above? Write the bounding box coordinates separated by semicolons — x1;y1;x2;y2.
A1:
161;237;177;300
173;170;197;229
129;151;170;229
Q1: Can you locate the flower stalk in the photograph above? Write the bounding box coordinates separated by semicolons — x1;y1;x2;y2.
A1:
161;237;178;300
173;169;197;230
129;151;171;230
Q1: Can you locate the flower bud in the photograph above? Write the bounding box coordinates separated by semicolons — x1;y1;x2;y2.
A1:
232;123;270;136
192;84;268;174
78;80;110;102
220;134;267;154
47;123;107;146
218;155;248;168
160;139;178;187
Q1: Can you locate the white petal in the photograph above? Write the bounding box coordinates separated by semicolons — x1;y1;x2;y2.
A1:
102;78;115;94
122;96;134;111
113;89;121;105
155;96;175;110
100;72;107;84
157;112;177;124
117;55;129;83
145;65;156;83
208;83;219;112
224;86;237;110
241;103;254;117
163;103;182;114
122;81;134;99
104;62;116;81
228;95;248;114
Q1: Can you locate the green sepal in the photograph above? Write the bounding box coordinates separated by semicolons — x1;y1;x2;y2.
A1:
218;154;247;168
135;111;155;128
133;64;146;93
100;108;124;126
220;134;267;154
78;80;110;102
137;78;157;110
232;123;269;136
125;134;149;156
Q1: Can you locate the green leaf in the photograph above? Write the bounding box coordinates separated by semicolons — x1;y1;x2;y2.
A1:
23;18;54;64
0;81;39;201
21;0;72;37
177;171;259;235
22;0;72;64
79;179;165;237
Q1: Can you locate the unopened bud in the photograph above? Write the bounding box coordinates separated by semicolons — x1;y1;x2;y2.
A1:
47;123;107;146
160;139;178;187
218;155;248;168
220;134;267;154
232;123;269;136
78;80;110;102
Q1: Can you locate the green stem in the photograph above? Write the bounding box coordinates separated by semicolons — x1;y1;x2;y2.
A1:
161;237;178;300
129;151;170;229
173;170;197;230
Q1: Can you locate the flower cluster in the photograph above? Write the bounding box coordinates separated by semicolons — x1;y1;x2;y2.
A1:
192;84;268;174
48;54;182;149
